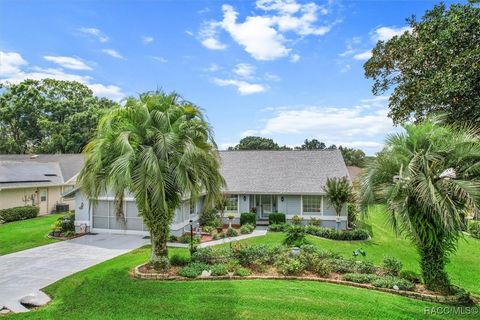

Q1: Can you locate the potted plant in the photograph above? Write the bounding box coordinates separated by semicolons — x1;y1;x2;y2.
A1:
227;214;235;228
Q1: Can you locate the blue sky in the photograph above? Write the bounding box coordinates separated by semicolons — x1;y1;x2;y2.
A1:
0;0;464;154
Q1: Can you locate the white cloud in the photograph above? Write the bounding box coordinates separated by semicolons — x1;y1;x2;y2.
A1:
43;56;92;70
241;129;260;137
101;49;125;59
242;96;399;153
77;27;109;43
264;72;281;81
290;53;300;62
199;0;334;61
151;56;167;63
233;63;255;78
353;50;372;61
0;51;124;101
142;36;154;44
185;30;194;36
0;51;27;75
371;26;412;42
213;78;266;95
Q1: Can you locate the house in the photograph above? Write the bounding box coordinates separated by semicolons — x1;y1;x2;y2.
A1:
71;150;351;236
0;154;84;214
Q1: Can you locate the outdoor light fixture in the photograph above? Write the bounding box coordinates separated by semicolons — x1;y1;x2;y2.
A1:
189;219;194;254
281;196;284;202
291;247;300;256
243;195;246;201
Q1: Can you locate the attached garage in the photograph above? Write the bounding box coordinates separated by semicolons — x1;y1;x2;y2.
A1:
91;199;148;233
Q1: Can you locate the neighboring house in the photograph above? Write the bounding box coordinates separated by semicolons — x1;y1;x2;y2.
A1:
70;150;351;236
0;154;84;215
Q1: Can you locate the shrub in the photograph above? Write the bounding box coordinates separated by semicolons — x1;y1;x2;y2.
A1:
169;235;178;242
330;258;356;274
268;212;286;225
283;225;306;246
203;225;213;235
210;264;229;276
170;254;190;266
226;227;238;237
304;225;369;240
218;231;226;238
233;244;275;267
311;258;332;277
240;212;256;226
268;223;285;232
382;256;403;276
191;247;232;264
179;234;190;244
151;256;170;272
291;215;303;225
178;262;210;278
250;259;268;273
308;217;321;226
234;267;251;277
0;206;39;223
343;273;379;284
199;208;220;226
240;223;255;234
371;276;414;291
212;233;219;240
59;212;75;232
355;260;376;274
468;221;480;239
275;253;305;276
63;230;75;238
400;270;422;284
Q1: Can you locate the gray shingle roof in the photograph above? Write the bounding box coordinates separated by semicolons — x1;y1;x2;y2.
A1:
0;154;84;188
219;150;350;194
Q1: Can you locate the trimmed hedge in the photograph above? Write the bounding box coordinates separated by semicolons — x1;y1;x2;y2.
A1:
304;225;370;240
0;206;39;223
240;212;256;226
268;212;286;225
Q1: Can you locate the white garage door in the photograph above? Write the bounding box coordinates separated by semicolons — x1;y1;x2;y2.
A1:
92;200;147;231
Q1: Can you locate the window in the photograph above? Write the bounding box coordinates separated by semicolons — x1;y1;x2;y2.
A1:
303;195;321;213
225;195;238;212
40;191;47;202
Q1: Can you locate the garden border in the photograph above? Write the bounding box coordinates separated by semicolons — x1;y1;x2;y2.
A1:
132;264;476;306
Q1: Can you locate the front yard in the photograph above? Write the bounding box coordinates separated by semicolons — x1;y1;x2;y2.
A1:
0;214;62;256
4;206;480;319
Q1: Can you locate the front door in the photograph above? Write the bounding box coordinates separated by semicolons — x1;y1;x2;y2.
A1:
38;188;48;214
255;195;276;219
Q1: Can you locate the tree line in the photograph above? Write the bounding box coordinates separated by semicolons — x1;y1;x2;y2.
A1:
228;136;367;167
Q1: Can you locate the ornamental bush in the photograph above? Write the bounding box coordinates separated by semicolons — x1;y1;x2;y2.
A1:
343;273;379;284
240;223;255;234
178;262;210;278
210;264;229;276
240;212;256;226
0;206;39;223
382;256;403;276
170;254;190;266
268;212;286;225
283;225;306;246
268;223;286;232
275;253;305;276
371;276;415;291
304;225;369;240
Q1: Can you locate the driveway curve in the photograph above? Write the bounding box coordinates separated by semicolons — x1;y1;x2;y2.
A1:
0;234;148;312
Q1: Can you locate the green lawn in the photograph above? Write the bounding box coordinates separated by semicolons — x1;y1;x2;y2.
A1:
0;214;62;255
225;205;480;296
6;205;480;319
7;246;478;320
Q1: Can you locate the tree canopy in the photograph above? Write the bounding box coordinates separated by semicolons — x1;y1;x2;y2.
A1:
0;79;117;154
229;136;366;167
364;2;480;125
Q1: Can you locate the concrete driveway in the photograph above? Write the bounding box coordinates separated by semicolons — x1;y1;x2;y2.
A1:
0;233;149;312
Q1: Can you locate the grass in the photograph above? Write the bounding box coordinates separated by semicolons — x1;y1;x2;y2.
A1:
7;246;478;320
0;214;63;255
225;205;480;296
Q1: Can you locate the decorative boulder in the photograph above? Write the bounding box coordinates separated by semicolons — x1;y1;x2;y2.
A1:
200;270;211;277
19;291;51;307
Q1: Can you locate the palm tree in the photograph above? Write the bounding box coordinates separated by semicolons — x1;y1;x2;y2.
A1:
78;91;225;266
323;177;352;230
358;119;480;293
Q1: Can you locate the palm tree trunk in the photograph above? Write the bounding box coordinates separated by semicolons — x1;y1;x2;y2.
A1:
150;223;169;263
419;244;451;294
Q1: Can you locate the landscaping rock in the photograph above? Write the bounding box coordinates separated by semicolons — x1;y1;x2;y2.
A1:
200;270;211;277
19;291;51;307
0;308;11;315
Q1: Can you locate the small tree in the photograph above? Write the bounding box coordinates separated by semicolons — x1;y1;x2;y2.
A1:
323;177;352;230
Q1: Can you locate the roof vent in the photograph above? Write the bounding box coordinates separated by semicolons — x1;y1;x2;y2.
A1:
44;173;57;177
30;155;39;159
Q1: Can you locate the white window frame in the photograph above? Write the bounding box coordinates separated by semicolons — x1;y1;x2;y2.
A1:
225;194;239;213
301;195;322;215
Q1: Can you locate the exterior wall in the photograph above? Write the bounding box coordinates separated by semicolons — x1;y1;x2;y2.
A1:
284;195;302;216
0;186;74;215
239;194;250;213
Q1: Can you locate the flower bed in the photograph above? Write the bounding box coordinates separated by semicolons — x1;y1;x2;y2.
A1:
170;223;256;244
133;244;474;306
